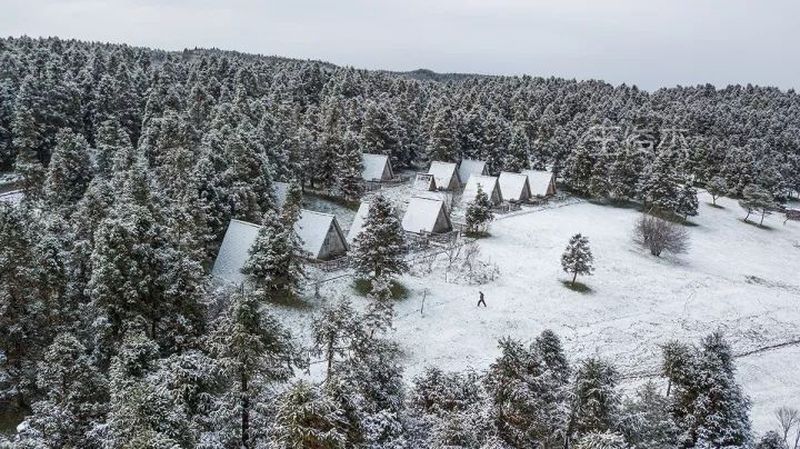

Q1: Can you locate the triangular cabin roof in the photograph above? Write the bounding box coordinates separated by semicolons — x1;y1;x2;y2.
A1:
458;159;487;185
347;201;370;242
211;211;349;284
523;170;557;196
413;173;437;191
498;172;532;202
427;161;460;191
295;210;349;259
462;175;503;206
272;182;290;210
402;196;452;234
361;153;393;181
211;219;262;285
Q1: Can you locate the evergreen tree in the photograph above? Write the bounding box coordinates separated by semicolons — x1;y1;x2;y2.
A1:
502;122;530;172
242;209;305;299
208;292;304;449
43;128;92;210
620;382;679;449
639;155;680;215
568;358;621;441
14;333;107;449
706;176;728;206
311;298;365;382
466;184;495;236
739;183;777;225
426;105;459;162
336;130;365;201
563;145;595;195
667;333;752;449
269;380;347;449
675;183;699;220
561;233;595;286
351;195;408;281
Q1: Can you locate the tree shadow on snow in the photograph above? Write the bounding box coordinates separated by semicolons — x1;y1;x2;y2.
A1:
560;280;593;294
739;218;774;231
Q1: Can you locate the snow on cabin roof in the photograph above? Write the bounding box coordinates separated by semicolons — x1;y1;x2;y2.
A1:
347;201;370;242
295;209;348;258
498;172;530;201
362;153;391;181
212;211;349;284
272;182;290;209
211;219;261;285
462;175;501;204
402;196;450;234
413;173;437;191
523;170;555;195
458;159;486;184
428;161;459;189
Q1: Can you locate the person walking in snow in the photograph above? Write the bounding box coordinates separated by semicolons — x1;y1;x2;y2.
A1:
477;291;486;307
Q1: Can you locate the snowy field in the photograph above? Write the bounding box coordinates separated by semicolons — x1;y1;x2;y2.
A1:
299;190;800;433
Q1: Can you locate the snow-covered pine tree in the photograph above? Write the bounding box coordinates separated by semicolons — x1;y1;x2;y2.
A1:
568;358;621;441
674;183;699;220
336;130;365;201
466;184;495;236
706;176;729;206
563;145;595;195
242;209;305;300
426;104;459;162
561;233;594;286
502;122;531;173
607;140;643;202
311;298;365;382
14;333;107;449
351;195;408;282
269;380;347;449
619;382;679;449
43;128;92;210
639;154;680;215
739;183;777;225
208;292;304;449
669;333;752;449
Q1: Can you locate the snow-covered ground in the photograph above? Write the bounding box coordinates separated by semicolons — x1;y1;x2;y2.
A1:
298;190;800;433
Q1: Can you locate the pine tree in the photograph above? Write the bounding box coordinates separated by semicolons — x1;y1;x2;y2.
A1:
270;380;347;449
0;204;48;410
561;233;595;286
242;209;305;299
311;298;365;382
639;155;681;215
619;382;678;449
675;183;699;220
426;105;459;162
563;145;595;195
568;358;621;441
739;183;777;225
608;141;642;202
351;195;408;281
14;333;107;449
502;122;530;172
43;128;92;209
706;176;728;206
94;118;133;179
466;184;495;236
336;130;365;201
209;292;304;449
668;333;752;449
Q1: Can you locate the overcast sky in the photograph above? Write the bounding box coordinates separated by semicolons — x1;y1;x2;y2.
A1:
3;0;799;90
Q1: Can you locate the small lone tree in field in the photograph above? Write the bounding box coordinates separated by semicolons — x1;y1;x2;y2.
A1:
561;233;594;286
633;215;690;257
465;184;494;236
706;176;728;206
739;183;777;226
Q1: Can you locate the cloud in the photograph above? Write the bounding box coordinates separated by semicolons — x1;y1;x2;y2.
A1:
2;0;798;90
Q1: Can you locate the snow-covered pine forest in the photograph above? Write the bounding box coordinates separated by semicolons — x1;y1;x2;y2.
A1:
1;36;800;449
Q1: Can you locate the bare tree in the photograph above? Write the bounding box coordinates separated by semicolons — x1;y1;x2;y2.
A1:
633;215;690;257
776;407;800;449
